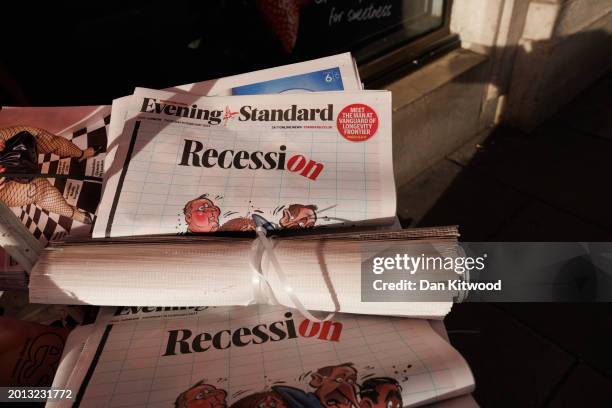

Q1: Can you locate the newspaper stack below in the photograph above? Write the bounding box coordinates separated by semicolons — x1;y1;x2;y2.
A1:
49;305;475;408
0;53;476;407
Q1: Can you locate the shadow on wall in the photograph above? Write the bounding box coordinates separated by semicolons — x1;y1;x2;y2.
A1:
405;29;612;405
396;70;612;241
392;28;612;247
450;29;612;130
398;27;612;235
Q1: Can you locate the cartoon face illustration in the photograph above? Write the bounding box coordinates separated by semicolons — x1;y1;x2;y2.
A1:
359;378;402;408
310;364;360;408
255;393;288;408
184;196;221;233
175;383;227;408
279;204;318;229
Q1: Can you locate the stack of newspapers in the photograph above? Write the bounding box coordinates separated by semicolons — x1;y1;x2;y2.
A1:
0;53;475;406
20;53;464;317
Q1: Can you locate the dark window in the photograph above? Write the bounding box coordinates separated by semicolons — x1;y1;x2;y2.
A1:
0;1;455;105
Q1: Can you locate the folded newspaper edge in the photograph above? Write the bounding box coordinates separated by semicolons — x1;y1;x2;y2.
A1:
30;226;460;318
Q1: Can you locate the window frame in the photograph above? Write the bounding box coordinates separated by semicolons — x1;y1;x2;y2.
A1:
358;0;458;87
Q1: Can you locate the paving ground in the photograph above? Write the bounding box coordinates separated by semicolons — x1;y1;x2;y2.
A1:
397;71;612;407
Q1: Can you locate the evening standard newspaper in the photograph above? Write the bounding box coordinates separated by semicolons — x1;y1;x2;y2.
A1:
104;53;362;175
1;53;360;276
94;88;394;238
49;306;474;408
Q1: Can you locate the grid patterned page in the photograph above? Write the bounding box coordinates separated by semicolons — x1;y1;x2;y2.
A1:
73;306;473;408
94;89;395;238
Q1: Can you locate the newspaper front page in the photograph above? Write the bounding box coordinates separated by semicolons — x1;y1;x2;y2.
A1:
104;53;361;175
51;306;474;408
94;88;395;238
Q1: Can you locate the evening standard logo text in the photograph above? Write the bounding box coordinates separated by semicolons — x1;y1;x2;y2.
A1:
140;98;334;125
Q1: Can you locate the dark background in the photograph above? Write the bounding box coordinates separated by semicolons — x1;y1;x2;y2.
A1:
2;1;611;407
397;71;612;406
0;0;437;106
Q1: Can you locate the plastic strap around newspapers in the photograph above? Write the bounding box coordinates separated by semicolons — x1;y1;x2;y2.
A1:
249;226;335;322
